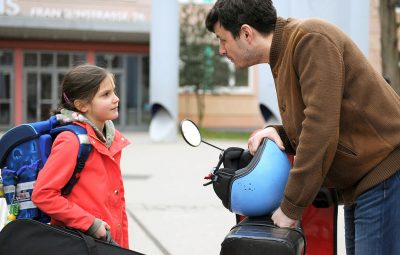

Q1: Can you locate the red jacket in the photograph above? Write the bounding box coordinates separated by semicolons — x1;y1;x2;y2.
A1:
32;122;130;248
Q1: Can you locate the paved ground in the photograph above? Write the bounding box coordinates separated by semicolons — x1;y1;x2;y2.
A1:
121;132;346;255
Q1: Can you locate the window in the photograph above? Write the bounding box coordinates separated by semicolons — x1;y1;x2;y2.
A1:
23;51;86;122
179;4;250;93
0;50;14;128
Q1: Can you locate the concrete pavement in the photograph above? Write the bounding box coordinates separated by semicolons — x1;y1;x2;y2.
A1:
122;132;248;255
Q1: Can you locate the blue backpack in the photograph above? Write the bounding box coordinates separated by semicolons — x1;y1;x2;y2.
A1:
0;116;92;223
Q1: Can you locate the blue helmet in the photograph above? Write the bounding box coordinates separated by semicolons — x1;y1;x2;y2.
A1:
212;138;291;217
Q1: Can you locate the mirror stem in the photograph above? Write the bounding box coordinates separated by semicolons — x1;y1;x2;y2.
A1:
202;140;224;151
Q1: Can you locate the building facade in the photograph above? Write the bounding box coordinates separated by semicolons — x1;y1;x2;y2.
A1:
0;0;151;131
0;0;391;132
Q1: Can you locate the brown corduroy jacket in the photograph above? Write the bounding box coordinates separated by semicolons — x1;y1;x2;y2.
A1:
269;17;400;220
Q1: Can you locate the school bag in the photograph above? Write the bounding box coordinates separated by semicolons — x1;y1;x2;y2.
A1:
0;219;146;255
0;115;91;223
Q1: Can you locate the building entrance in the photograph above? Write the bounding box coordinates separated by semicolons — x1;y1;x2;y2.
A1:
23;51;86;122
21;51;149;131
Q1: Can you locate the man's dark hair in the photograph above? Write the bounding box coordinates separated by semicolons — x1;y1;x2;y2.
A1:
206;0;277;38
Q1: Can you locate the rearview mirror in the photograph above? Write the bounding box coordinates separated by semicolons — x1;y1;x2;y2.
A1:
180;119;202;147
180;119;223;151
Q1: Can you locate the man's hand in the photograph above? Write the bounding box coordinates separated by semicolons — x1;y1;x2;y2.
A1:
248;127;285;155
271;207;299;228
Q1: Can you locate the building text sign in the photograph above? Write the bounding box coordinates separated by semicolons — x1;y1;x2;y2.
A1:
0;0;151;23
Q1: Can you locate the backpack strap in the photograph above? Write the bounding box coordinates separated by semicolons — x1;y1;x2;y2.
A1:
50;124;92;196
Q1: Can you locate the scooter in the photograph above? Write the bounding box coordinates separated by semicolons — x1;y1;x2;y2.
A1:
180;119;338;255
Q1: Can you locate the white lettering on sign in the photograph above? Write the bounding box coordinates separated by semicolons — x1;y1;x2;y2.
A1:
29;7;146;22
30;7;62;18
0;0;20;16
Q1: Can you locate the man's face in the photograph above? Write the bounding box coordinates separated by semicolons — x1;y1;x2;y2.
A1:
213;21;253;69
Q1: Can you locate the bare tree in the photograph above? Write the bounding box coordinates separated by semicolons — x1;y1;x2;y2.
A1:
179;3;228;127
179;2;249;127
379;0;400;93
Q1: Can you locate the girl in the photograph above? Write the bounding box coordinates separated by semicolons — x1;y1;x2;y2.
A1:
32;64;130;248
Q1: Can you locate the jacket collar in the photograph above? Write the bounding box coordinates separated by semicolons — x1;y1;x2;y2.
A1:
270;17;287;69
73;122;130;156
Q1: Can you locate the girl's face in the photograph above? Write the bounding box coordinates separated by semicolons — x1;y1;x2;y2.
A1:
82;74;119;130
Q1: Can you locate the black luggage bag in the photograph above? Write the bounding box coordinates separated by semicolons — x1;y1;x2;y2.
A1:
220;217;305;255
0;219;145;255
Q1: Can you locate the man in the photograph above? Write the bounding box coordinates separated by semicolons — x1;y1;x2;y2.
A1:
206;1;400;254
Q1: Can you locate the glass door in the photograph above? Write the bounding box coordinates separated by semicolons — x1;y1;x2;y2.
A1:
0;50;14;129
23;51;86;122
24;52;57;122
